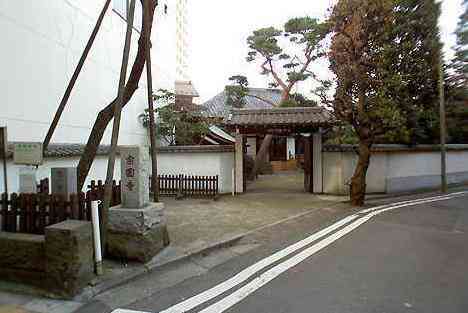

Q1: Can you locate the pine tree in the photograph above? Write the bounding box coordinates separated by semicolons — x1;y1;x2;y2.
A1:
387;0;442;144
449;0;468;89
446;0;468;143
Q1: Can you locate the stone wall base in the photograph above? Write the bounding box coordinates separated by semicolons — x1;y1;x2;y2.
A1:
107;203;169;263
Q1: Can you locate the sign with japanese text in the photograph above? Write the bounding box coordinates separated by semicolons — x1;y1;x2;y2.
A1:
119;146;150;208
124;155;136;192
14;142;43;165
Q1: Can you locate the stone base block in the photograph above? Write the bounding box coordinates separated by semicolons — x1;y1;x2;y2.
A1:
45;220;94;298
107;203;169;263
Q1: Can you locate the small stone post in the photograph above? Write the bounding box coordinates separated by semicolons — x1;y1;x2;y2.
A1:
51;167;78;199
107;146;168;262
18;167;37;193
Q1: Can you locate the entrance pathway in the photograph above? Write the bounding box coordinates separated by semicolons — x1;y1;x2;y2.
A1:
163;171;348;257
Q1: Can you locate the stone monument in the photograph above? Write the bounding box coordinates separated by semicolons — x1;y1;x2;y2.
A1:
107;146;169;262
51;167;78;199
19;167;37;193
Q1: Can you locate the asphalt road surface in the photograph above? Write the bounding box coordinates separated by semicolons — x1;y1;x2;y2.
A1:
95;191;468;313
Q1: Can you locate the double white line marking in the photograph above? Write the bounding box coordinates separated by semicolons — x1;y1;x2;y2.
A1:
113;191;468;313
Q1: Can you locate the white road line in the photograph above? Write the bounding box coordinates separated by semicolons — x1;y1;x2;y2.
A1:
198;193;464;313
358;191;468;214
112;309;151;313
158;214;360;313
113;192;467;313
160;191;468;313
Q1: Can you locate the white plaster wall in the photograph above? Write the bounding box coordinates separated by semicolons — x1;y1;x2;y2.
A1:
387;151;468;178
323;152;344;195
0;156;121;194
323;151;387;195
0;0;175;145
323;150;468;195
157;152;235;194
386;151;468;193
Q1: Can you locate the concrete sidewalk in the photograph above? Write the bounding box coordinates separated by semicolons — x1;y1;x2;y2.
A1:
78;177;350;300
5;171;460;313
0;173;349;313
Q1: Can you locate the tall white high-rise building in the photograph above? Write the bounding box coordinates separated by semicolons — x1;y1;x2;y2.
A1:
176;0;191;81
0;0;193;192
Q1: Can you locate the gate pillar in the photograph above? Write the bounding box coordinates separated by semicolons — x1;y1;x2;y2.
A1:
235;134;244;194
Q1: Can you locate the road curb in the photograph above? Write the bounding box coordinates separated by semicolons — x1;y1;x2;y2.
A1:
76;208;336;303
75;234;245;302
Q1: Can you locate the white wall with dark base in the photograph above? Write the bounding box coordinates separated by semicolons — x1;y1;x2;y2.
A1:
0;156;121;194
322;146;468;195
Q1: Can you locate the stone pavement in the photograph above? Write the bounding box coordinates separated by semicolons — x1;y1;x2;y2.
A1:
77;172;349;299
0;290;81;313
0;172;350;312
162;172;348;257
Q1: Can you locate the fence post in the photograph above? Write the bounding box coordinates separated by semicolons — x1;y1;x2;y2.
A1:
1;193;7;231
38;194;47;233
215;175;219;200
9;193;18;232
178;174;183;199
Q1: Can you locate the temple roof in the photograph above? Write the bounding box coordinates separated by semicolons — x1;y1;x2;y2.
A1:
226;107;334;129
203;88;281;118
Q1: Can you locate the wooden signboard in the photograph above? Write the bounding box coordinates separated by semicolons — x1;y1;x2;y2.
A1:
14;142;43;166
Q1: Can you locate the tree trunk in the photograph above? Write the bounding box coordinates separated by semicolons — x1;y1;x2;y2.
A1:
350;140;372;206
252;134;273;176
251;90;290;176
77;1;156;190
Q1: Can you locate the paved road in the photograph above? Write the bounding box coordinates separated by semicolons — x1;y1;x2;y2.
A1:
90;191;468;313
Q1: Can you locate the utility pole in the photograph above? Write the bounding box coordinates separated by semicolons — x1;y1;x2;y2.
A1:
0;127;8;195
143;0;159;202
439;58;448;193
101;0;136;254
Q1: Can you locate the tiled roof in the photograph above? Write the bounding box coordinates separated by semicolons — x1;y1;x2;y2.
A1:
158;145;234;153
5;143;112;159
175;81;199;97
4;142;235;159
202;88;281;118
227;107;334;127
323;144;468;152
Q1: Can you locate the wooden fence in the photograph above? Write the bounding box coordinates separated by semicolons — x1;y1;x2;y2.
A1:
37;178;49;194
88;176;219;199
0;174;217;234
155;175;219;199
1;192;88;234
0;182;121;235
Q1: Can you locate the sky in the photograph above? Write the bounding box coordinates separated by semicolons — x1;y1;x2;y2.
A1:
188;0;464;103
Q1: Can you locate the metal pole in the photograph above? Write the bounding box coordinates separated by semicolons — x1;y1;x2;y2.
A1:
91;201;103;275
439;58;448;193
101;0;136;254
43;0;112;150
143;0;159;202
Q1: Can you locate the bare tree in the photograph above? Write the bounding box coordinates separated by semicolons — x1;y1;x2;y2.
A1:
77;0;157;190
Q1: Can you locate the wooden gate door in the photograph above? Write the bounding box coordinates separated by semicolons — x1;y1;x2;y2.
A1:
303;135;313;193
